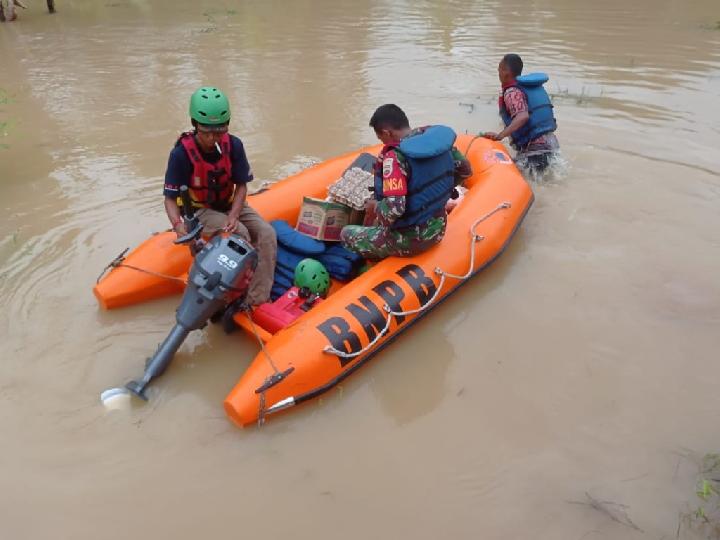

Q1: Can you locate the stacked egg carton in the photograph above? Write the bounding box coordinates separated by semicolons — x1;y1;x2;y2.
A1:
327;167;374;211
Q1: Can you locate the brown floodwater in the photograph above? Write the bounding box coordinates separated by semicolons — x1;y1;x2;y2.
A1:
1;0;719;538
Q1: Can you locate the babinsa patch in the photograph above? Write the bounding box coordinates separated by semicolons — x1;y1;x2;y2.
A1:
382;157;394;178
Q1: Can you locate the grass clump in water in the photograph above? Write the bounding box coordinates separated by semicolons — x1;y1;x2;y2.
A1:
679;453;720;539
699;20;720;31
550;85;603;106
0;88;12;150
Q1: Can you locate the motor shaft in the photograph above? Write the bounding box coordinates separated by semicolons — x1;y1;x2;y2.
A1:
125;323;190;400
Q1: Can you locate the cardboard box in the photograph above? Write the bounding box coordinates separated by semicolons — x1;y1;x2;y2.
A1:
296;197;364;241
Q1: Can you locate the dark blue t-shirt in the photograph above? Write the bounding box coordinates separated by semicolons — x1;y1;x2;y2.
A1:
163;134;254;197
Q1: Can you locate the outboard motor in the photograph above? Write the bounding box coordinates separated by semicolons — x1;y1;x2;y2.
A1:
125;187;258;400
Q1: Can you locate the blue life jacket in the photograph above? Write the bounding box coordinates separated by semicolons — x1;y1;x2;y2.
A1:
323;243;363;264
270;283;288;301
271;220;325;255
275;251;302;281
499;72;557;150
270;221;364;297
270;221;317;299
373;125;456;230
317;244;362;282
274;247;303;284
317;254;355;281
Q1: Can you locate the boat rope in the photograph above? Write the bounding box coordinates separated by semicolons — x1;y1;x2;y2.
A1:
96;248;187;285
244;311;281;376
244;310;295;427
257;391;267;427
462;132;487;160
323;201;511;360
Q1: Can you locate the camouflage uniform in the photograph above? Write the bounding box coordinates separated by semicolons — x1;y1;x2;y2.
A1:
341;213;448;259
341;130;470;259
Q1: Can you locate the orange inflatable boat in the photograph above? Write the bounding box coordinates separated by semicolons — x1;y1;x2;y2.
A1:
94;135;533;426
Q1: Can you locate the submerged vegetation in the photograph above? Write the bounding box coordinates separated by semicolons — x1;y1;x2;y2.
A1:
199;8;237;33
679;453;720;539
0;88;12;149
699;20;720;31
569;492;643;532
550;85;603;106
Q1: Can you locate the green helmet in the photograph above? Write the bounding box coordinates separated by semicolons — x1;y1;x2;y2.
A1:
294;258;330;297
189;86;231;126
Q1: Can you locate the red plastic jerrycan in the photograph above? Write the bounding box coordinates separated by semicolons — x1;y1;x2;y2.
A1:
252;286;323;334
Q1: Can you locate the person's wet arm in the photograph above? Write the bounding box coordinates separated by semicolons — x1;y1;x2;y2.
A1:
485;88;530;141
497;110;529;140
224;183;247;232
164;197;186;236
163;147;192;236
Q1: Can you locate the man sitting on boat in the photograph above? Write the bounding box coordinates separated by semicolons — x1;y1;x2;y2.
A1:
340;104;471;259
162;86;277;306
483;53;560;175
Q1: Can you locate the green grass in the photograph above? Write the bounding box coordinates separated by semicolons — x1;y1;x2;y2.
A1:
699;20;720;30
0;88;12;150
679;453;720;538
550;85;603;106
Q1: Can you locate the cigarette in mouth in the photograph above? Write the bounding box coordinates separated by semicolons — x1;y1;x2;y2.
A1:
215;142;222;155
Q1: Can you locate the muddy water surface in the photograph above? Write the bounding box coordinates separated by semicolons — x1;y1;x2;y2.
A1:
1;1;719;539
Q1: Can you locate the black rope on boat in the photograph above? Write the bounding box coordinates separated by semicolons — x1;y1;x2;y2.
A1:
96;248;129;283
96;248;187;285
243;311;295;426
